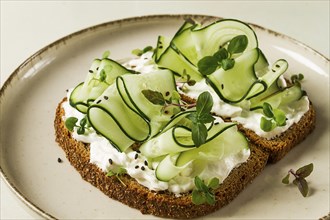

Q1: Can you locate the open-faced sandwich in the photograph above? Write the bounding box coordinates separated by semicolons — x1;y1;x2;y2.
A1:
54;18;315;218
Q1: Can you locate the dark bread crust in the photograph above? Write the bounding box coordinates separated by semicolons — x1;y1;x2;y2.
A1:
181;94;316;163
54;98;269;219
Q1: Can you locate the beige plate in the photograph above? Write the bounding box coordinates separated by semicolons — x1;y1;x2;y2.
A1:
0;15;329;219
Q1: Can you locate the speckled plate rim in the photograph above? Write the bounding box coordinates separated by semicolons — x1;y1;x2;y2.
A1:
0;14;329;220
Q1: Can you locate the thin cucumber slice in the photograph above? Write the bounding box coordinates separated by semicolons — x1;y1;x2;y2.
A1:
250;84;304;110
140;119;235;158
69;82;88;113
189;19;258;64
153;21;196;62
116;69;181;137
206;48;262;103
69;58;132;113
153;35;171;62
139;124;193;158
87;70;182;152
254;48;269;76
246;59;288;100
171;24;200;65
156;44;203;81
176;125;248;167
97;58;133;85
155;154;191;182
87;84;150;152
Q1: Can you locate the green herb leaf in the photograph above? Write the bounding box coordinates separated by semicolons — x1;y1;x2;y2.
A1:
197;56;218;75
194;176;204;190
213;47;228;61
273;108;287;126
192;190;206;205
187;92;214;147
293;177;309;197
192;176;217;205
102;50;110;59
187;79;196;86
65;117;78;132
260;117;276;132
291;73;304;84
208;177;220;189
282;173;290;184
106;170;115;177
205;192;216;205
132;46;153;56
191;123;208;148
142;46;153;53
196;91;213;115
77;126;85;135
282;163;313;197
296;163;313;178
80;117;87;127
227;35;248;54
198;114;215;124
142;89;165;106
132;48;143;56
221;58;235;70
262;102;274;118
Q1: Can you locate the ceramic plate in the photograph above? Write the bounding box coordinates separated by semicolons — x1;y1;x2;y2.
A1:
1;15;329;219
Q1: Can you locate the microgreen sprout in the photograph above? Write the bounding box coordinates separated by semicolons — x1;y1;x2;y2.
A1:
192;176;219;205
260;102;286;132
142;90;214;147
141;89;195;112
282;163;313;197
65;116;89;135
186;91;215;147
177;70;196;91
291;73;304;86
132;46;154;56
197;35;248;75
102;50;111;59
107;167;127;187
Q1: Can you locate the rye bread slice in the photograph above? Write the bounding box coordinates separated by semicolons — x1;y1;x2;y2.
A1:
54;98;269;219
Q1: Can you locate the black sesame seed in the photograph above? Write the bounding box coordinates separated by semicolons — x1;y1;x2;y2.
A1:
164;110;169;114
96;100;101;104
141;166;145;171
135;154;138;159
165;91;170;96
57;158;62;163
215;122;219;125
104;96;109;100
108;158;113;165
159;45;163;49
65;89;69;92
272;69;276;72
275;64;280;68
221;84;224;90
144;160;148;166
96;67;99;70
136;150;141;153
89;70;93;73
135;165;139;169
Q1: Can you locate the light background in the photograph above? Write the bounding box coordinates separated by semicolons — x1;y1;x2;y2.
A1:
1;1;329;219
